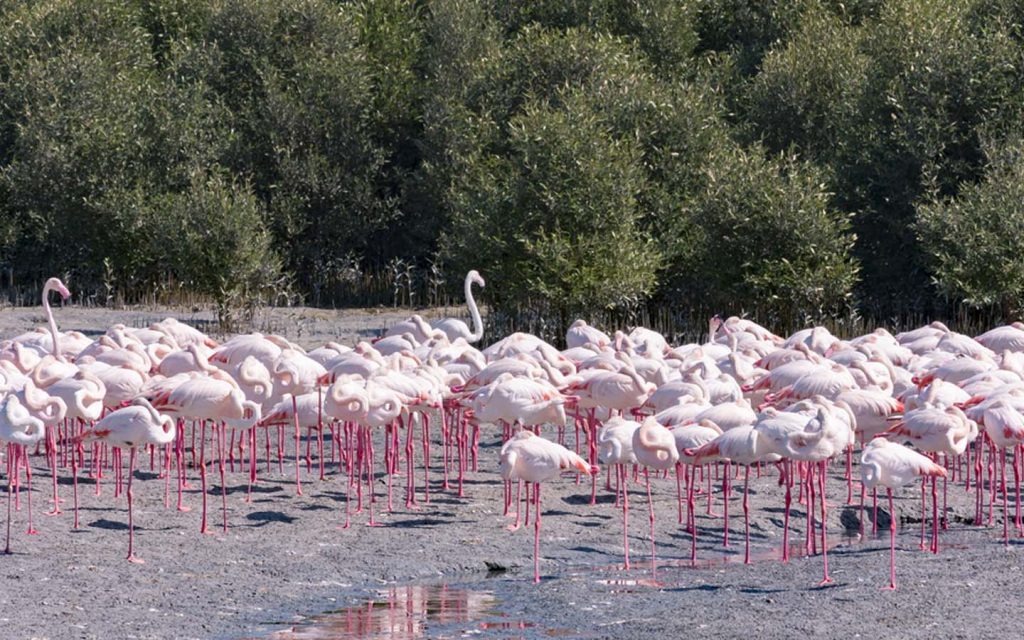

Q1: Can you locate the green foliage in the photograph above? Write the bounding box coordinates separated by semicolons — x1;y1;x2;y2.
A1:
673;144;859;320
742;8;869;164
154;169;284;324
442;92;659;310
917;136;1024;314
0;0;1023;325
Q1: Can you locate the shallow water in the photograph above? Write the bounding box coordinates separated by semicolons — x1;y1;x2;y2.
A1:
247;583;576;639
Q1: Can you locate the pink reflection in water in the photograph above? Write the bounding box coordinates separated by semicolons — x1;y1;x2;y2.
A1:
262;584;499;640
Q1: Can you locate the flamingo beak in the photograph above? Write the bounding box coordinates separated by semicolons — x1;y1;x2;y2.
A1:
58;284;71;300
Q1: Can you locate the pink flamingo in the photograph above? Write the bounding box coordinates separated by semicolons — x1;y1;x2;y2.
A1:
499;430;593;583
1;396;46;553
860;438;947;590
77;398;175;563
631;417;679;577
431;271;485;343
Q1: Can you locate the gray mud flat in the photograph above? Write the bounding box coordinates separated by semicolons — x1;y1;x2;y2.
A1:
0;307;1020;639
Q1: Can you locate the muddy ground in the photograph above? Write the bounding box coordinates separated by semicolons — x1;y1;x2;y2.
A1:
0;306;1020;639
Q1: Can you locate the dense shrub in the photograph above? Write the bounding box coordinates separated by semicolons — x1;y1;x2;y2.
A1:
0;0;1022;324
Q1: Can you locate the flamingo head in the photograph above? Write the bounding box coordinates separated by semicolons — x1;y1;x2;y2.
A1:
468;270;485;287
45;277;71;301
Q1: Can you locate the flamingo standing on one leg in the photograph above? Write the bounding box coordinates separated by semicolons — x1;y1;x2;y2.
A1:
632;417;679;578
1;396;46;553
499;430;594;583
672;420;723;562
77;398;176;563
689;425;780;565
597;416;639;568
860;438;947;590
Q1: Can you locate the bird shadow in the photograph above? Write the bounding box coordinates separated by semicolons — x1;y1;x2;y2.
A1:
298;504;333;512
562;493;615;506
738;586;787;594
88;519;175;532
245;511;297;526
661;584;722;593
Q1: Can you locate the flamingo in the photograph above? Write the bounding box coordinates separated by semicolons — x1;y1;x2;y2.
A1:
499;430;593;583
39;277;71;361
597;416;639;567
432;271;485;343
673;420;723;560
566;319;610;350
152;375;261;533
631;417;679;576
689;425;780;564
1;396;46;553
77;398;175;562
860;438;947;589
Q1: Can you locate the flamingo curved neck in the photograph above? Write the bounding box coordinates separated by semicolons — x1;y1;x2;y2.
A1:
43;283;61;361
465;274;483;343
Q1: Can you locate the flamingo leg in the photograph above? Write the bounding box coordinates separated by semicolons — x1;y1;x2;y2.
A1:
199;422;209;534
534;483;542;584
46;424;61;515
645;468;657;579
782;460;792;562
689;464;698;563
885;488;896;590
218;423;228;533
722;462;730;548
126;448;144;564
4;446;15;554
819;460;833;585
23;446;37;535
743;465;751;565
1002;447;1009;545
72;438;80;529
621;464;630;569
292;394;303;496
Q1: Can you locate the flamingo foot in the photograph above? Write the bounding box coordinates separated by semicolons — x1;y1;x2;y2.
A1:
26;527;38;535
506;523;521;532
177;505;192;513
127;555;145;564
818;577;834;587
45;508;62;516
881;584;897;591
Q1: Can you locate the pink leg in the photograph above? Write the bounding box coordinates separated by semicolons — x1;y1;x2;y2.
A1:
689;464;698;563
292;395;303;495
676;464;684;525
4;447;16;553
72;439;80;529
819;460;832;585
621;464;630;569
199;422;210;535
782;461;791;562
126;448;144;564
645;469;656;579
533;483;542;584
722;462;730;548
46;424;61;515
218;424;228;533
885;488;896;590
743;466;751;564
1002;447;1009;545
23;447;37;535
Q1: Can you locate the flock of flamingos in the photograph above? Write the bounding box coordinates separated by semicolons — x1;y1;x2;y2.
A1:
2;273;1024;591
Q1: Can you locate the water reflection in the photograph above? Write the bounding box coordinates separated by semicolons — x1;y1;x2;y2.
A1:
259;584;501;639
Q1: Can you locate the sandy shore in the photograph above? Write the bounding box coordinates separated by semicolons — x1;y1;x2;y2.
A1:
0;307;1020;639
